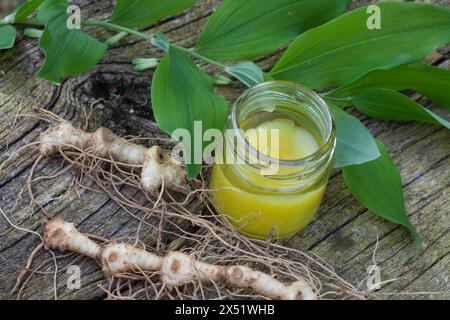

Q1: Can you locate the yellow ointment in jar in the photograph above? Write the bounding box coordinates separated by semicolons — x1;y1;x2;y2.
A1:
210;81;336;240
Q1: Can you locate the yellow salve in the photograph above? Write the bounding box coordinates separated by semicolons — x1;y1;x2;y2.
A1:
211;118;327;239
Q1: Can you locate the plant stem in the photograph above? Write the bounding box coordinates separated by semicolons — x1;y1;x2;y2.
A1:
81;19;227;70
10;17;227;71
24;28;44;39
82;19;155;42
171;44;227;70
105;31;129;46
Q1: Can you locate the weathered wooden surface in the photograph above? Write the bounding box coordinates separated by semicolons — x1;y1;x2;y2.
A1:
0;0;449;300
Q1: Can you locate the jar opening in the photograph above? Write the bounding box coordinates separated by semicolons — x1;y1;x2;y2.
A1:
229;81;335;171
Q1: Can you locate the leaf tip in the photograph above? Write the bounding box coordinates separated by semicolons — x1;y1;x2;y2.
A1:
409;226;423;249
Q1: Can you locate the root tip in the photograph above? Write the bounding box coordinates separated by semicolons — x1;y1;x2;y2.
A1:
42;219;73;252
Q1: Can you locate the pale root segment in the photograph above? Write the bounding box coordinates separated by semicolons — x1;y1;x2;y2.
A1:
43;220;317;300
39;120;185;192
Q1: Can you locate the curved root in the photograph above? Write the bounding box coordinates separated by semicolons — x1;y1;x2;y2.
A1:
43;219;317;300
39;120;185;192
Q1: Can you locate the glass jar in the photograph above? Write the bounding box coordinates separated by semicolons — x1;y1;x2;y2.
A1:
210;81;336;240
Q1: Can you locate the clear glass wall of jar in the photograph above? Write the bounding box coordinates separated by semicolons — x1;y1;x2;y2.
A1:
210;81;336;240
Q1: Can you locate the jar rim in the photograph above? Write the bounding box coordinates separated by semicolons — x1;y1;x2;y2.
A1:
230;80;335;169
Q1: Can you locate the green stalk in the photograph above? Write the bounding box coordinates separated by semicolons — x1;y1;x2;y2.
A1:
171;44;227;70
24;28;44;39
81;19;155;42
8;17;227;71
81;19;227;70
105;31;129;46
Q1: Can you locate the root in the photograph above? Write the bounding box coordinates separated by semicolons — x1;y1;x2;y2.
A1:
43;219;316;300
11;243;44;294
38;119;185;192
9;108;367;300
27;155;43;208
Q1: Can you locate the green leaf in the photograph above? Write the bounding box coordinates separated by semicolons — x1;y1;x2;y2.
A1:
352;89;450;129
37;0;107;84
111;0;197;29
195;0;350;61
271;3;450;89
9;0;45;23
330;105;380;168
224;62;264;88
0;26;16;50
327;63;450;110
151;46;229;179
343;140;421;245
37;0;67;23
